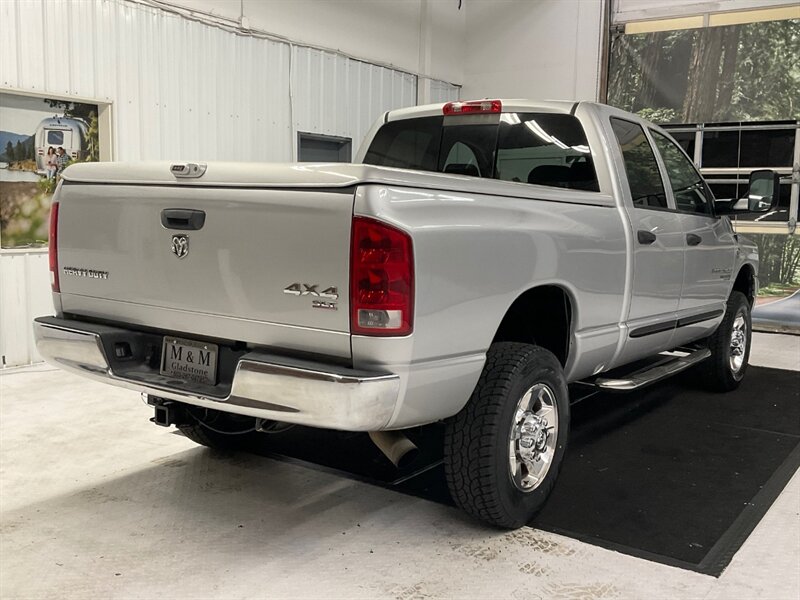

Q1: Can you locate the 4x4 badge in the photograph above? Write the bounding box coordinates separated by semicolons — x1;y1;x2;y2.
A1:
171;235;189;259
284;283;338;299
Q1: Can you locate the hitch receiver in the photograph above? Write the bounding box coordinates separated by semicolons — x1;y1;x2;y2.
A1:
148;397;188;427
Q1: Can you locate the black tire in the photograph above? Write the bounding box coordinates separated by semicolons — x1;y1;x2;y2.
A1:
703;291;752;392
444;342;570;529
177;409;256;450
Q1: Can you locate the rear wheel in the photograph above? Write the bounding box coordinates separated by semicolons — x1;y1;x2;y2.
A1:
444;343;570;529
703;291;751;392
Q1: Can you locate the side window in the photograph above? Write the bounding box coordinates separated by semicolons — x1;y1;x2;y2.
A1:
652;131;713;216
495;113;599;191
610;118;668;209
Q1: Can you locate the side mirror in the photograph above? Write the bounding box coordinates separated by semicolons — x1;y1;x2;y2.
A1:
733;169;780;212
716;169;780;214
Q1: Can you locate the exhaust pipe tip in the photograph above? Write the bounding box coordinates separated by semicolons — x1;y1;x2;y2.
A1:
369;431;419;469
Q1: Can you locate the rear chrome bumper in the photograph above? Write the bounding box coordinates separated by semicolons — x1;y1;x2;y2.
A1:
33;317;400;431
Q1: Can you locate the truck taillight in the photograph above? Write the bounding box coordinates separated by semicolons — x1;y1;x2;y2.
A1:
350;216;414;336
49;202;59;292
443;99;502;115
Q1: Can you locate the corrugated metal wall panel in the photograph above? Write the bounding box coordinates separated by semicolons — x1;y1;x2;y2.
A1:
429;80;461;103
0;0;431;163
0;251;52;368
0;0;461;366
291;47;417;152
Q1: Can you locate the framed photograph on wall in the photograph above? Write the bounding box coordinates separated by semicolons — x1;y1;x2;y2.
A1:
0;91;111;250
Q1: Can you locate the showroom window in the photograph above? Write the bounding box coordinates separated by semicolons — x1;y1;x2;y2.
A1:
663;121;799;224
667;131;696;160
610;118;668;209
651;131;713;216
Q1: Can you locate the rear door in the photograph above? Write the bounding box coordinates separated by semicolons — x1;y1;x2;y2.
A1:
608;118;685;364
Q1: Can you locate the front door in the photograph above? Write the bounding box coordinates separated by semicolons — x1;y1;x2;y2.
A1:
608;118;685;366
650;130;735;344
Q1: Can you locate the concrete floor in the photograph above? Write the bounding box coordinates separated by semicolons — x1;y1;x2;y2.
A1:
1;333;798;599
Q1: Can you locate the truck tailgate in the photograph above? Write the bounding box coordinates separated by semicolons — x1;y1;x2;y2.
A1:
56;182;354;353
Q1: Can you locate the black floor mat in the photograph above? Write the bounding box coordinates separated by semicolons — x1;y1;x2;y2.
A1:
235;366;800;576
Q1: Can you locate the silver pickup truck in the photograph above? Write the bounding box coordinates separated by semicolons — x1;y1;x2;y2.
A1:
34;100;780;528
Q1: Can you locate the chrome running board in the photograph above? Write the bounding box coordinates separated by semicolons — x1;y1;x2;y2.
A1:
594;348;711;391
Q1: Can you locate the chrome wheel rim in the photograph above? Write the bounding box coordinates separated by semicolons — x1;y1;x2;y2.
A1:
729;312;748;374
509;383;558;493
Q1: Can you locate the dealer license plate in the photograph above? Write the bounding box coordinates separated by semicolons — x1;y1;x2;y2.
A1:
160;336;218;386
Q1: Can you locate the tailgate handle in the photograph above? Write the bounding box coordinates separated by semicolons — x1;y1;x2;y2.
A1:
161;209;205;231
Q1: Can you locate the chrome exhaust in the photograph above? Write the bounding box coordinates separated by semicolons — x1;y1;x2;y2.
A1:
368;431;419;468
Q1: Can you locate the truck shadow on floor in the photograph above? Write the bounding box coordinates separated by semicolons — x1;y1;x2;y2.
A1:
236;366;800;576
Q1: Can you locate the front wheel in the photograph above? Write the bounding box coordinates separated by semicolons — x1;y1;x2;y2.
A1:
444;343;570;529
703;291;752;392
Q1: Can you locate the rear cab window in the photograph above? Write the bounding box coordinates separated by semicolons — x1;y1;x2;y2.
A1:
363;111;599;192
363;117;442;171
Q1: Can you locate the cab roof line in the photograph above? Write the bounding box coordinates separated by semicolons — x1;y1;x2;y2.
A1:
570;102;579;116
384;111;390;123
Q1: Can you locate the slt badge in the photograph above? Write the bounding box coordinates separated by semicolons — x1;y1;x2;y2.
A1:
171;234;189;259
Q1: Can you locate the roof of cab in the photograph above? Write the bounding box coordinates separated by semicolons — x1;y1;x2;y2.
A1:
387;99;583;121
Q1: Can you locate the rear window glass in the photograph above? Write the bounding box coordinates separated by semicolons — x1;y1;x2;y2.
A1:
439;124;498;178
496;113;598;191
363;117;442;171
363;112;599;192
47;130;64;145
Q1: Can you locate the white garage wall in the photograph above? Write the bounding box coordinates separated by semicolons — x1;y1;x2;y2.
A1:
291;48;418;156
461;0;605;102
0;250;51;367
166;0;467;87
0;0;460;367
0;0;439;163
